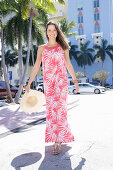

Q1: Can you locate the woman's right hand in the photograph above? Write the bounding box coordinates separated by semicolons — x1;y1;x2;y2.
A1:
25;84;30;93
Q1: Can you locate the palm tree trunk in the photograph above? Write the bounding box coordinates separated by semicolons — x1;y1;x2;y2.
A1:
31;43;37;89
102;61;104;71
1;17;13;103
31;43;34;66
31;43;35;89
14;7;33;103
18;36;23;83
84;65;86;76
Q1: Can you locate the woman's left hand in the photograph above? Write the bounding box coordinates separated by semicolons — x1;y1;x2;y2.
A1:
75;82;79;93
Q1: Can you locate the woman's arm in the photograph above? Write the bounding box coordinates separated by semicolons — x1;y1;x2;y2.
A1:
26;45;44;91
64;49;77;81
64;49;79;92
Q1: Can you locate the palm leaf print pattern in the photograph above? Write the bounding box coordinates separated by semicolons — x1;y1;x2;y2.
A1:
42;43;74;143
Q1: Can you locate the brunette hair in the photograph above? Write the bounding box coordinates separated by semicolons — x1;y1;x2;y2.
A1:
46;21;69;50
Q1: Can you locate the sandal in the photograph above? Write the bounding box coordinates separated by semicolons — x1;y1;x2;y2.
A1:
53;142;61;155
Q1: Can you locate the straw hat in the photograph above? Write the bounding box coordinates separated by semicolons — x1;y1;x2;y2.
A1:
20;90;45;113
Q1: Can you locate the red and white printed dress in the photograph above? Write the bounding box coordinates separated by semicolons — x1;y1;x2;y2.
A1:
42;43;74;143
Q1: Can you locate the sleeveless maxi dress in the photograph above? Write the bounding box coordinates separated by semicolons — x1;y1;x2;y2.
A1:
42;43;74;143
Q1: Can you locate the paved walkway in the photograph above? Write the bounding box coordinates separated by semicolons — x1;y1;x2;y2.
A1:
0;92;113;170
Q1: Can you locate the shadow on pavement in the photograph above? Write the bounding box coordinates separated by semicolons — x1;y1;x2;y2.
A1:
0;106;46;134
39;144;72;170
11;152;42;170
74;157;86;170
0;99;79;136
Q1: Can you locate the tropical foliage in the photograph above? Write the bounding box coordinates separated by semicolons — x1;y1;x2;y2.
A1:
0;0;66;103
59;18;77;37
69;42;78;61
75;71;89;79
1;49;18;69
92;70;109;86
77;41;94;76
94;39;113;70
0;17;13;102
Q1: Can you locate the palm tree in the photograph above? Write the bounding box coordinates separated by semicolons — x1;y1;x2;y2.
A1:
1;0;48;103
69;42;78;60
77;41;94;76
69;43;79;72
0;16;13;102
59;18;77;38
14;0;34;103
0;0;17;102
22;45;37;65
59;18;78;69
94;39;113;71
0;55;2;77
3;0;36;83
3;0;50;81
14;0;66;103
23;45;38;88
1;49;18;72
105;45;113;85
1;0;66;103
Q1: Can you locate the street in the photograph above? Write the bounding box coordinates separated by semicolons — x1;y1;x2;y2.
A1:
0;90;113;170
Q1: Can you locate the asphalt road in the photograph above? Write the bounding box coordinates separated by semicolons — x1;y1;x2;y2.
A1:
0;90;113;170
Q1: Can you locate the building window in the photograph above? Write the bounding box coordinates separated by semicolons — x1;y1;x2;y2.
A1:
78;17;80;23
77;7;84;35
94;22;100;33
91;33;103;63
78;25;83;35
76;35;86;50
97;13;99;20
94;0;100;33
97;0;99;7
94;0;99;8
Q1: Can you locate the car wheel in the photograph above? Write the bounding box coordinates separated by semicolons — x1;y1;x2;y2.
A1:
94;89;100;94
73;89;76;94
38;88;43;92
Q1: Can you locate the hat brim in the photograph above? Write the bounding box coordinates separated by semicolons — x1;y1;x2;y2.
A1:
20;90;45;113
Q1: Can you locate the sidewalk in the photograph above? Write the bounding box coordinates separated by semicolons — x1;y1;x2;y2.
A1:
0;95;78;136
0;92;113;170
0;101;46;136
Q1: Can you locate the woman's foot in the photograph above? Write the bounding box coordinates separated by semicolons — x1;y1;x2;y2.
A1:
53;142;61;155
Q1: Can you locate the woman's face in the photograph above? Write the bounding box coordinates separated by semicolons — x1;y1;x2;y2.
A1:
46;24;58;40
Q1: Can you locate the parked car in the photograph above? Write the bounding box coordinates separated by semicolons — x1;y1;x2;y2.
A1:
36;83;44;92
68;83;105;94
0;81;18;99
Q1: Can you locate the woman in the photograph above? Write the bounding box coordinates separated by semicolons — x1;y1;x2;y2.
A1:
26;21;79;155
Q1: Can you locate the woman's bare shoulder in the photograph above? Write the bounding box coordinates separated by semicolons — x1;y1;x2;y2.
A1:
37;44;46;55
38;44;45;51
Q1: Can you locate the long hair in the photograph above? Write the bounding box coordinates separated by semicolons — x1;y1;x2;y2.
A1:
46;21;69;50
